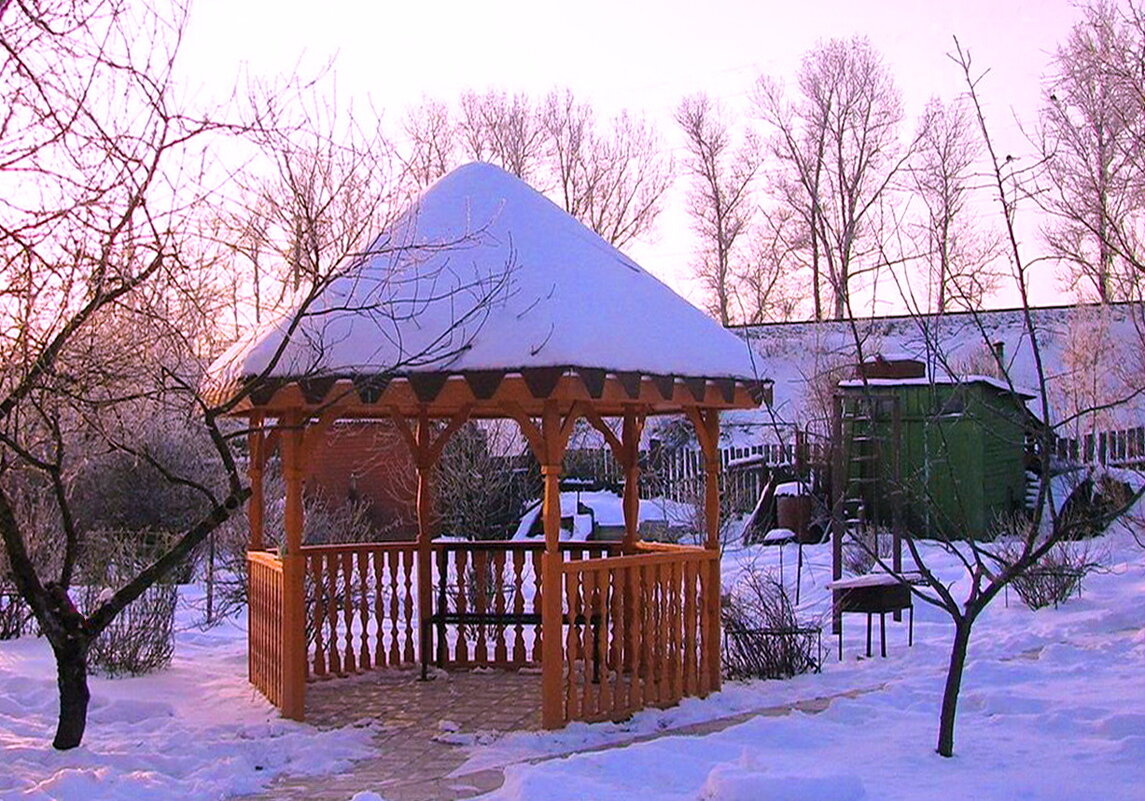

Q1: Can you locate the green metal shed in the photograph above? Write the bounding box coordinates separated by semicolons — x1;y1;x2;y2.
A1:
836;368;1034;541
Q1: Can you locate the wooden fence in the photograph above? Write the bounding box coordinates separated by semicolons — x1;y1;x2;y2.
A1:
250;539;718;727
1053;426;1145;467
247;551;287;709
302;542;419;680
558;543;719;724
568;442;800;509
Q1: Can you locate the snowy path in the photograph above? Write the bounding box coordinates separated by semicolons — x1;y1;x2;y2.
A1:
238;682;886;801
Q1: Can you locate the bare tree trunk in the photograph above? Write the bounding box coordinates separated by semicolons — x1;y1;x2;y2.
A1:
937;618;971;757
51;637;92;750
676;94;759;325
811;218;823;321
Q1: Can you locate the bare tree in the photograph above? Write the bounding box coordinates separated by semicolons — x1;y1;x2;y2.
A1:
542;89;594;211
754;76;830;321
457;90;546;180
396;89;670;249
1038;0;1145;302
910;97;1000;312
0;0;269;750
836;41;1142;760
435;421;531;540
541;90;671;248
756;37;913;320
736;207;804;323
217;87;399;326
0;0;484;751
398;96;456;193
675;93;760;326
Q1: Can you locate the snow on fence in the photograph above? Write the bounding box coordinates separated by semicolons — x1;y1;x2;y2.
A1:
1053;426;1145;467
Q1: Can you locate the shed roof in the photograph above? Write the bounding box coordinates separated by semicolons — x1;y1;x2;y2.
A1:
837;375;1036;400
206;163;766;416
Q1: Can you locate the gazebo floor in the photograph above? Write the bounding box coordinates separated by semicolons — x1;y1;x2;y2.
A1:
246;666;541;801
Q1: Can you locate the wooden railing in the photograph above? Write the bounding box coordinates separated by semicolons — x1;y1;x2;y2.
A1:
248;551;287;708
558;544;718;724
430;541;616;669
297;540;620;682
302;542;419;680
252;539;718;727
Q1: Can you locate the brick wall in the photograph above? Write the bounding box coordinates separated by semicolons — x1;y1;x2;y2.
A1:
304;421;417;539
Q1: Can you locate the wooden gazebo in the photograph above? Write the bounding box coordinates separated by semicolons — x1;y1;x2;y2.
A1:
206;163;766;728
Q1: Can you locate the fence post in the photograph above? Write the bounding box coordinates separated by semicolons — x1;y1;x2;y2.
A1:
280;552;306;720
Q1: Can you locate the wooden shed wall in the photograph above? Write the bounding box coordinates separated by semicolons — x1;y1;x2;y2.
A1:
842;383;1028;539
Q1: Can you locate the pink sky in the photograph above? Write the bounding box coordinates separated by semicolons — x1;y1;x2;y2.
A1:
185;0;1084;312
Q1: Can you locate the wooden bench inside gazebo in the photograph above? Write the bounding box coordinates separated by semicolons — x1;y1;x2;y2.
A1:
208;163;767;729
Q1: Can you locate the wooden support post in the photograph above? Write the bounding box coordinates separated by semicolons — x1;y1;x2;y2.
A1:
247;413;266;552
831;394;845;636
621;408;643;552
388;403;472;674
503;400;578;727
702;456;720;551
701;451;722;694
282;413;305;556
540;461;563;727
540;401;566;729
891;397;904;622
415;408;434;675
280;412;307;721
687;406;723;694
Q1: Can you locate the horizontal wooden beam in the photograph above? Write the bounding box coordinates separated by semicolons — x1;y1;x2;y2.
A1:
227;370;766;420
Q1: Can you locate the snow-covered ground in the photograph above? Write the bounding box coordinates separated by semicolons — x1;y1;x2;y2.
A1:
470;521;1145;801
0;591;376;801
1;516;1142;800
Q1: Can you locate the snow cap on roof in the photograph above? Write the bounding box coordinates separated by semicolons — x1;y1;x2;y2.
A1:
837;375;1036;399
209;162;763;391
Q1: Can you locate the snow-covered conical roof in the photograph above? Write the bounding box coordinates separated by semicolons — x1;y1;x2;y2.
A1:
206;163;765;408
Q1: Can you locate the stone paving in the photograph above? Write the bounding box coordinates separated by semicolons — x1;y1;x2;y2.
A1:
239;669;883;801
242;667;541;801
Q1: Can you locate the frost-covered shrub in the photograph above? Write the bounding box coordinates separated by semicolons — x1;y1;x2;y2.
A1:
81;530;177;676
69;423;221;540
437;421;531;540
1056;473;1134;540
722;565;820;680
1007;543;1099;610
88;583;176;676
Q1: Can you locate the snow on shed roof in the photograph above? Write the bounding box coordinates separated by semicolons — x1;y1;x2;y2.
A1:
837;375;1036;399
208;163;763;394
